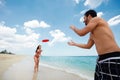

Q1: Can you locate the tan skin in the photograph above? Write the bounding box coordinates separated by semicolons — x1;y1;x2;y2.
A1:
34;45;42;72
68;15;120;55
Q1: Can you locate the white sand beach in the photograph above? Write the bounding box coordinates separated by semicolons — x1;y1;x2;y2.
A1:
0;54;88;80
0;54;26;80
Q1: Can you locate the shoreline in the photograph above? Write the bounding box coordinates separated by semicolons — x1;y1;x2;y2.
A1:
38;65;87;80
40;63;94;80
0;54;93;80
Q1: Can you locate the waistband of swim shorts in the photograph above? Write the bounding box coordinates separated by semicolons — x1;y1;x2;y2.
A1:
98;51;120;61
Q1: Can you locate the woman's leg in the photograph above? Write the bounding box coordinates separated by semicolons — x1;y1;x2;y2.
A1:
36;60;39;72
34;57;38;72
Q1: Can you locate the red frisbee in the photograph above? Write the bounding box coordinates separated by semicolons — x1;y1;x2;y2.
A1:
42;39;49;42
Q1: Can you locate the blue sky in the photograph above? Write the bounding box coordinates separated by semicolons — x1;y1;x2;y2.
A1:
0;0;120;56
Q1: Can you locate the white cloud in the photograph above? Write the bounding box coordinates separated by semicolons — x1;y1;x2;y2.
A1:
74;0;108;8
39;21;50;28
24;20;50;28
74;0;80;4
49;29;71;46
84;0;108;9
80;16;84;23
0;22;40;54
97;12;104;17
0;22;16;37
25;28;34;35
108;15;120;26
80;9;88;15
24;20;39;28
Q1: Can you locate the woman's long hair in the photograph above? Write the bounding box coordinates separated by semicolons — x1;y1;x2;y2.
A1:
35;45;41;53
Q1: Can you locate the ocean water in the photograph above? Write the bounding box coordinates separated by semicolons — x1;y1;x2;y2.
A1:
40;56;97;79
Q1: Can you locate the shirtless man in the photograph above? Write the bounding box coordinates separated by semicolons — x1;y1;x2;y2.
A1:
68;10;120;80
34;45;42;72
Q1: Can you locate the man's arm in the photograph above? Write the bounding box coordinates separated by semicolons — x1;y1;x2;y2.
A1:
68;37;94;49
70;18;98;36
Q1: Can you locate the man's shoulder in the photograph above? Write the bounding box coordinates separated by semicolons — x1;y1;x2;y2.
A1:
91;17;103;24
92;17;101;20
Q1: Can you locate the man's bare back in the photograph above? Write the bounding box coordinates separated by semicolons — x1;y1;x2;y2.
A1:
90;17;120;55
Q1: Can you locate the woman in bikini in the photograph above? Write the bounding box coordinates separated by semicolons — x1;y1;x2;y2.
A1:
34;45;42;72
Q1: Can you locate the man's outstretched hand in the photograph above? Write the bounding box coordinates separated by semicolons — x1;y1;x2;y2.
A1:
67;40;76;46
70;25;76;31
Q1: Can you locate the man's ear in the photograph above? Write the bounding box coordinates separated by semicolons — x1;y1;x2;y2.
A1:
88;15;92;19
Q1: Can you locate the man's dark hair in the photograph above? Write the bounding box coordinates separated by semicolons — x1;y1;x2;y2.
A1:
84;9;97;17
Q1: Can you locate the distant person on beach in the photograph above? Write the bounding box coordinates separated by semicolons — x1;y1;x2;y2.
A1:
68;9;120;80
34;45;42;72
